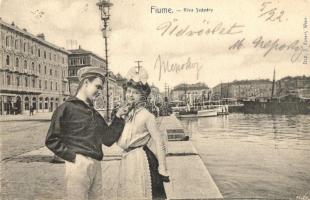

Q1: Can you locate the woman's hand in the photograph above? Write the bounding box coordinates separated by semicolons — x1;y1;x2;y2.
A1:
115;105;130;118
159;168;170;182
159;173;170;182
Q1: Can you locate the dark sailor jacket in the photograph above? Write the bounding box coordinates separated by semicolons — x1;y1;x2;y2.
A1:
45;96;125;162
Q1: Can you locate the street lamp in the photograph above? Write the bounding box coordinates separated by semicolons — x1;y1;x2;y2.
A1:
97;0;113;121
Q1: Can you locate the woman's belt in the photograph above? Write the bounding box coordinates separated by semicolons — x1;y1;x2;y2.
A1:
123;145;145;153
123;136;151;153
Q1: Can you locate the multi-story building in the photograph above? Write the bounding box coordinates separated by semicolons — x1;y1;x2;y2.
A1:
107;72;123;108
171;82;209;102
115;73;127;102
212;76;310;101
212;82;230;100
0;19;70;115
67;48;123;118
276;76;310;98
149;84;162;104
212;79;273;100
67;46;106;95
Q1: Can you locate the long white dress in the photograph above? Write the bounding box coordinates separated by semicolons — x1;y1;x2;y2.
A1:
116;107;168;200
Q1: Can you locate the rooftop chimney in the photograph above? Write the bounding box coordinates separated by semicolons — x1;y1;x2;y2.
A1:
37;33;45;40
78;45;81;49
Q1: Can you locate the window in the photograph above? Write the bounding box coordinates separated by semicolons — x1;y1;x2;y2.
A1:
6;55;10;65
7;74;11;85
31;46;34;54
38;49;41;57
25;77;28;87
15;57;19;68
45;98;48;109
50;81;53;90
5;36;10;47
44;80;47;89
32;62;35;71
44;51;46;59
55;82;58;91
55;70;57;77
50;69;52;76
44;66;47;74
15;40;18;49
62;57;65;64
49;52;51;60
39;80;42;89
38;64;41;73
20;39;23;50
24;60;27;69
32;79;35;88
16;76;20;86
23;43;26;52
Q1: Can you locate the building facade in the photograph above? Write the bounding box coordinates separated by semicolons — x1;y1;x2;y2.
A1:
171;82;209;102
67;46;107;95
112;73;126;106
105;72;123;109
276;76;310;98
212;79;273;100
211;77;310;101
0;19;70;115
149;84;162;104
115;73;127;102
67;48;124;117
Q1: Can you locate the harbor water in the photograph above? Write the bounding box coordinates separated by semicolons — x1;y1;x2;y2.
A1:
180;114;310;199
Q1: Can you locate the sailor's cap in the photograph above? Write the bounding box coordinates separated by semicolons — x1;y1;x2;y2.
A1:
77;67;107;81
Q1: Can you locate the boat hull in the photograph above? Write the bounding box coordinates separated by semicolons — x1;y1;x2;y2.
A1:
178;110;198;118
178;114;198;118
243;101;310;114
197;109;218;117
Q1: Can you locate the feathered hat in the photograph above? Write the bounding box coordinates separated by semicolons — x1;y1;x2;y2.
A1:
124;66;151;97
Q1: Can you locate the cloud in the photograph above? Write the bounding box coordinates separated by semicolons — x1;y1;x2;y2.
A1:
0;0;309;91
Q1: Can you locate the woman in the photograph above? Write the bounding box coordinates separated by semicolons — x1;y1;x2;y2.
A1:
116;67;169;200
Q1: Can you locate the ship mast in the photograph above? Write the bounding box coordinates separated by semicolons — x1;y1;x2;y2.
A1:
220;81;223;99
271;67;276;99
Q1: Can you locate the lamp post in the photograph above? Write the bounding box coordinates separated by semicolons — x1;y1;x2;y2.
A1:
97;0;113;121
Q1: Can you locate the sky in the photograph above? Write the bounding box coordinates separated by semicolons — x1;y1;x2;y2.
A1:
1;0;309;91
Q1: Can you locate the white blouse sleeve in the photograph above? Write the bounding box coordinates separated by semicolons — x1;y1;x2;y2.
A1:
146;113;168;175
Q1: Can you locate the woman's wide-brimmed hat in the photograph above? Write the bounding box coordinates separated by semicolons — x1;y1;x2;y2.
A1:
124;66;151;97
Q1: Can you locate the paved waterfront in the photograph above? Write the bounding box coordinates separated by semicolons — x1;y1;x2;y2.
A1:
0;113;52;160
0;114;222;199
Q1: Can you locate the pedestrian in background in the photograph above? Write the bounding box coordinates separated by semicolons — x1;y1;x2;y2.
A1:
29;106;34;116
